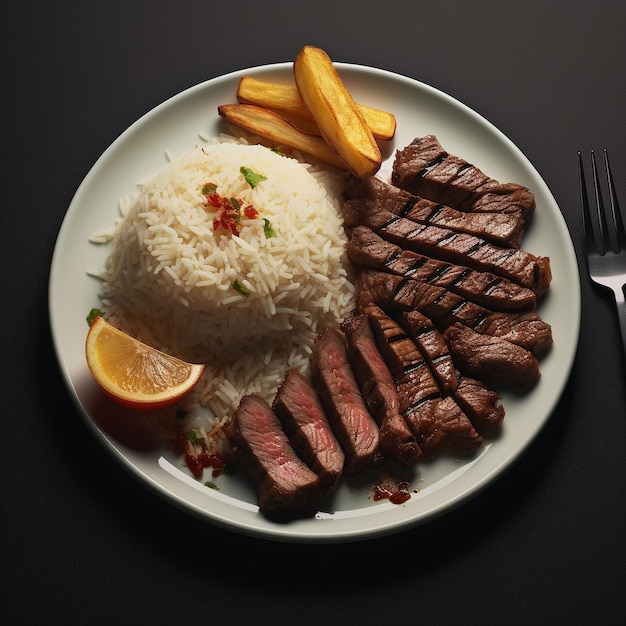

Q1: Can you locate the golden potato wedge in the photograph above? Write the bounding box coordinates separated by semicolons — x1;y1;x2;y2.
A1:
293;46;382;178
217;104;347;169
354;102;397;141
237;76;396;140
237;78;306;121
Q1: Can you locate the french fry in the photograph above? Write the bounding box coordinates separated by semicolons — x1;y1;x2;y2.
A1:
293;46;382;178
354;103;397;141
217;103;347;169
237;78;308;122
237;76;396;141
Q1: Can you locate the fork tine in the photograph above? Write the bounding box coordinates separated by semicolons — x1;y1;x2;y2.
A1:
579;151;605;255
603;149;626;253
590;150;610;255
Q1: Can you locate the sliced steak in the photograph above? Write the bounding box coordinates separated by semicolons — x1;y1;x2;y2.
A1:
356;270;553;356
311;328;382;474
343;199;550;296
453;371;505;429
431;396;487;453
344;176;525;247
365;305;482;455
347;226;537;311
230;394;321;514
272;370;344;494
391;135;535;220
398;310;458;395
341;313;423;467
443;322;541;389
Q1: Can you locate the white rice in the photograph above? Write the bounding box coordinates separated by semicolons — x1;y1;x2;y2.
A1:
94;139;356;430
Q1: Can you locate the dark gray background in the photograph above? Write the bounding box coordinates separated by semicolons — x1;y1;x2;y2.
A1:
3;1;625;624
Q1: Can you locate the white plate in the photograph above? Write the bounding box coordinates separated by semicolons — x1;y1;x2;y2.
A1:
49;63;580;543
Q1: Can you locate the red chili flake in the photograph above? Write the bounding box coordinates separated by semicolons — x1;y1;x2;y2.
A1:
205;193;222;208
243;205;258;219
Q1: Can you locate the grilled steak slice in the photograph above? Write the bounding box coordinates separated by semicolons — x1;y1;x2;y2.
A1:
365;305;482;455
356;270;553;356
230;395;321;514
344;177;525;247
311;328;382;474
343;199;550;296
431;396;486;452
453;371;505;429
347;226;537;311
366;307;447;454
341;313;423;467
398;310;458;395
444;322;541;389
391;135;535;220
272;370;344;494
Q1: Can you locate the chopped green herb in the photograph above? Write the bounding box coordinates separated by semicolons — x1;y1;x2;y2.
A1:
232;279;251;297
86;308;102;326
204;481;219;490
240;166;267;189
202;182;217;195
185;429;201;444
262;218;276;239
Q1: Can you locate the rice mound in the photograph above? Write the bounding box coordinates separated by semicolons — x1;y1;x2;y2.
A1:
99;141;355;420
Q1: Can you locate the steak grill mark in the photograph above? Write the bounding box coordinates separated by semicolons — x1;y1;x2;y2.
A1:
372;210;539;290
347;227;537;311
391;135;536;219
357;270;553;356
399;310;458;395
344;176;526;248
343;193;550;298
341;313;423;467
365;305;482;454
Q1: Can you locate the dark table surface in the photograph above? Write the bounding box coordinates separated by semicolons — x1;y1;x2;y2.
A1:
3;2;625;624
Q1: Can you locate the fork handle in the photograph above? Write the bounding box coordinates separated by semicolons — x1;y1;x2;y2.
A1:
615;289;626;363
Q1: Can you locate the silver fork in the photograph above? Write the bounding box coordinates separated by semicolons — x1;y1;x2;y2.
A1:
578;149;626;359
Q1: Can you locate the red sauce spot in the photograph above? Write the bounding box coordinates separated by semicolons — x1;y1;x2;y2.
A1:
373;480;413;505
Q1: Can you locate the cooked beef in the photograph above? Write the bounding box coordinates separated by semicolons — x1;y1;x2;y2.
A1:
272;370;344;494
344;176;525;247
356;270;553;356
347;226;537;311
341;313;423;467
343;199;550;295
230;395;321;514
365;305;482;455
391;135;535;220
453;371;505;429
398;310;458;395
443;322;541;389
311;328;382;474
366;307;448;454
430;396;487;452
